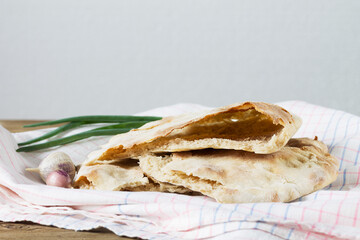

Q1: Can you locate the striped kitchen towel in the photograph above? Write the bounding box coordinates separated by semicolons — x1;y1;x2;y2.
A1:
0;101;359;240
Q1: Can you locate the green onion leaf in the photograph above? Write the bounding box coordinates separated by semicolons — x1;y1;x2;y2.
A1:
23;115;162;127
17;128;134;152
18;121;85;146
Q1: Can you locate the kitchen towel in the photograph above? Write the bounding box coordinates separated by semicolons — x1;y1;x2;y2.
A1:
0;101;359;239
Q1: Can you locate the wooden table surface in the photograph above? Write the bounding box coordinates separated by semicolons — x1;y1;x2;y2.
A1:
0;120;133;240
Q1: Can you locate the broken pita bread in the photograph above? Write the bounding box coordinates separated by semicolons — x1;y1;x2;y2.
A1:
139;138;339;203
83;102;302;166
74;159;191;193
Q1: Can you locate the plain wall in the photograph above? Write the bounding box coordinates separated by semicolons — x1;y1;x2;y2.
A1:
1;0;359;119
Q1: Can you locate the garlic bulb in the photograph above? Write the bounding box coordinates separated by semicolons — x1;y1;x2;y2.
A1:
26;152;76;182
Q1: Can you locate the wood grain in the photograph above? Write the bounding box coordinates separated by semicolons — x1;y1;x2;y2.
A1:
0;120;133;240
0;120;58;132
0;222;123;240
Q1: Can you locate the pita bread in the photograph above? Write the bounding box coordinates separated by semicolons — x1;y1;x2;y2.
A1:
139;138;339;203
74;159;191;193
83;102;301;166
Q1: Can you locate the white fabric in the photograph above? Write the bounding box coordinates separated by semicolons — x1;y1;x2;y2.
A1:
0;101;359;239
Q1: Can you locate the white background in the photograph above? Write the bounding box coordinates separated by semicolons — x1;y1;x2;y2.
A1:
1;0;359;119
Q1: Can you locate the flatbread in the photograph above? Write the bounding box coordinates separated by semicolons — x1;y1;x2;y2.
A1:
74;159;192;194
139;138;339;203
83;102;302;166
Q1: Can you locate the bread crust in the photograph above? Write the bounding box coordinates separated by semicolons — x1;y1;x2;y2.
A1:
83;102;302;166
74;161;192;193
139;138;339;203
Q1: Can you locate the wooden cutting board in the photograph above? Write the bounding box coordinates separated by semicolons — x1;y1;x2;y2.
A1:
0;120;133;240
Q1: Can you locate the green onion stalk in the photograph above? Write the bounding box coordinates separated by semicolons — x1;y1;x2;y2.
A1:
17;115;162;152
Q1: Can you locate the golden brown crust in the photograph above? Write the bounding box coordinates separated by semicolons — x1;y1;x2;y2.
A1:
139;138;339;203
83;102;302;166
73;160;193;193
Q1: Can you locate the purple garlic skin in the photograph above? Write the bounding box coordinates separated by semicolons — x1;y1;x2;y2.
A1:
46;170;71;188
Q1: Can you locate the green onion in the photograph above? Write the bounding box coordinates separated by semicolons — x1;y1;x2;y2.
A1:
16;128;134;152
18;121;85;146
16;120;149;152
82;121;149;131
18;121;150;146
18;115;162;152
23;115;162;127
